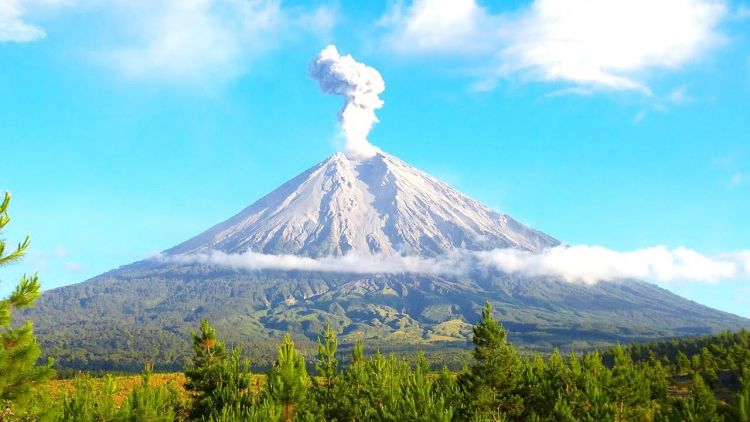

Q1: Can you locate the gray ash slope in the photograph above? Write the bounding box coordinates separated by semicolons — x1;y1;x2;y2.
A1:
166;152;558;257
26;152;749;371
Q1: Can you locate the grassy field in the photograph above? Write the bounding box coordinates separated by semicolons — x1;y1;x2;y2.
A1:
42;373;272;407
43;373;188;406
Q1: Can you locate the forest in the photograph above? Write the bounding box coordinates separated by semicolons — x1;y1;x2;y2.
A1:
3;195;750;421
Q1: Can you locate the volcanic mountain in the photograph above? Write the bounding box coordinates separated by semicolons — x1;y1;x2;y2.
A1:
26;152;749;371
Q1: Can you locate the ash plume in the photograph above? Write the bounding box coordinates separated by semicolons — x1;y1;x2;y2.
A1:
309;45;384;159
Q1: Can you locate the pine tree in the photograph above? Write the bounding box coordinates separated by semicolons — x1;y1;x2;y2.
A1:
312;323;339;421
185;319;254;419
676;351;691;375
398;352;453;422
60;374;119;421
686;373;721;422
118;363;181;422
265;333;310;422
736;368;749;422
0;192;55;415
608;345;651;422
459;302;523;421
699;347;720;387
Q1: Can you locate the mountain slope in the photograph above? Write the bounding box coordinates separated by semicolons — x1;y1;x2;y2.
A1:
166;152;558;257
24;151;750;371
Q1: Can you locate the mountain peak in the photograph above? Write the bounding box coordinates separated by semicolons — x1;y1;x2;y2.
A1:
166;151;559;258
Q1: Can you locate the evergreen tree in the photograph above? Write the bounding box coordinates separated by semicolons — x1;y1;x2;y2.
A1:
434;365;461;415
699;347;720;387
686;374;722;422
676;351;691;375
312;323;339;421
118;363;182;422
398;353;453;422
185;319;254;419
265;333;310;422
736;368;749;422
185;319;227;418
59;374;119;421
459;302;524;421
0;192;55;416
608;345;651;422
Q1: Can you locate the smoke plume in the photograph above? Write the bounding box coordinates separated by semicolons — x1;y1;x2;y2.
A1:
309;45;384;159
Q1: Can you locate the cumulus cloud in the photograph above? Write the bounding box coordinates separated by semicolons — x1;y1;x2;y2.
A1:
159;245;750;285
0;0;48;42
475;246;740;285
379;0;494;55
309;45;385;159
105;0;335;84
381;0;728;92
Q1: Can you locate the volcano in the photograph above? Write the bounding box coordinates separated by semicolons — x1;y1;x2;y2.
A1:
26;152;749;371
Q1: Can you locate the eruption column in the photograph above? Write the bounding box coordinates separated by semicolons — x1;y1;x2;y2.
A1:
309;45;385;159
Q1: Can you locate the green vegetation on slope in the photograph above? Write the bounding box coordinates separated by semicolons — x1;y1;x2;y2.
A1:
25;262;749;372
6;307;750;421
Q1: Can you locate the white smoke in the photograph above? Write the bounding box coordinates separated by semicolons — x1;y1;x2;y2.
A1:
309;45;385;159
158;245;750;285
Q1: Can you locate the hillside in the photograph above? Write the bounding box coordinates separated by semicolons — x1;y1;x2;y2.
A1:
28;264;748;371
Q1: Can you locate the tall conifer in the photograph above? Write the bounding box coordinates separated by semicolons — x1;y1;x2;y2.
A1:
459;302;523;420
0;192;54;415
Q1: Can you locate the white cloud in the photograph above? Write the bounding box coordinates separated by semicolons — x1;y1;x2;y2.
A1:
379;0;494;55
475;246;739;285
0;0;46;42
381;0;728;92
160;245;750;285
104;0;335;84
63;261;83;272
161;249;470;276
1;0;335;84
731;251;750;274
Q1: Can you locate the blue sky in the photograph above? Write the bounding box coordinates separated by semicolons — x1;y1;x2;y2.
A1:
1;0;749;317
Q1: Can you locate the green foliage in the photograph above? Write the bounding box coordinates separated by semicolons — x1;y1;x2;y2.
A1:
265;334;310;422
184;320;254;419
458;302;523;421
312;323;339;420
737;368;750;422
0;192;55;418
26;261;750;373
59;374;119;421
321;347;454;421
206;400;282;422
118;364;183;422
4;316;750;421
57;368;184;422
608;345;651;421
